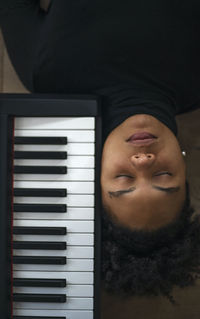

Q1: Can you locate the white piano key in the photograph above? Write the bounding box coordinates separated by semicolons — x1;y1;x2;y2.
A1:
14;195;94;207
11;116;99;317
13;258;94;272
14;156;95;168
13;285;94;297
15;117;95;129
13;246;94;258
14;129;95;142
14;143;95;155
13;220;94;233
14;168;94;181
13;309;93;319
13;271;94;285
14;181;95;194
13;297;93;310
14;207;94;220
13;234;94;246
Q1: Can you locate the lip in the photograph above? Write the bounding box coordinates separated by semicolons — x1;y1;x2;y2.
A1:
126;131;157;146
128;132;157;141
127;138;157;146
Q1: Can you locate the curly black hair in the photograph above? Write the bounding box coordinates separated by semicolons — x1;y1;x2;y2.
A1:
101;180;200;304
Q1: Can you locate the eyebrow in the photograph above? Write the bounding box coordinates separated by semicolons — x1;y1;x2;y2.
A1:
108;186;181;198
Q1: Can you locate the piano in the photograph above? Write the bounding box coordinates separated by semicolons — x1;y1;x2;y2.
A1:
0;94;102;319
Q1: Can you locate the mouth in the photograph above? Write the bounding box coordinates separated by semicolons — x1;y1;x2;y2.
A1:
126;132;157;146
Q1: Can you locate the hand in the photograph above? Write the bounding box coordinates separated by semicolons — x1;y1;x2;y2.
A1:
39;0;51;12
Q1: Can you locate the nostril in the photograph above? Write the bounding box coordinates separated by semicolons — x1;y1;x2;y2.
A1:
133;154;153;159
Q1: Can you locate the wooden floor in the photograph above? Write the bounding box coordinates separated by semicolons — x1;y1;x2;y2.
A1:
0;30;29;93
1;28;200;319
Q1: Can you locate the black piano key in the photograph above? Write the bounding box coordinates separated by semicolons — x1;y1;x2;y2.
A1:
14;188;67;197
13;256;66;265
14;166;67;174
14;204;67;212
14;137;68;145
13;226;67;235
14;151;67;159
13;241;66;250
13;278;66;287
13;293;66;303
13;316;66;319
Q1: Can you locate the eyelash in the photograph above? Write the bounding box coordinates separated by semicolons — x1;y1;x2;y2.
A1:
116;172;172;178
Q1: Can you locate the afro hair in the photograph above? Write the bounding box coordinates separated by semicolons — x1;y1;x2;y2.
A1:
101;180;200;304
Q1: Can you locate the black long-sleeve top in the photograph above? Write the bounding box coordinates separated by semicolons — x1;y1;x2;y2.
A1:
1;0;200;141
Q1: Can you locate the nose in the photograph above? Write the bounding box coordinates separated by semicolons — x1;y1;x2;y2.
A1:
130;153;155;168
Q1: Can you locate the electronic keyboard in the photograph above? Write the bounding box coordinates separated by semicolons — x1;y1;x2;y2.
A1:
0;94;102;319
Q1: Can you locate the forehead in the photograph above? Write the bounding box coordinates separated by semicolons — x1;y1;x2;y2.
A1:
102;185;186;230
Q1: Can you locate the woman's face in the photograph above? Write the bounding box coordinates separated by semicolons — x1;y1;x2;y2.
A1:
101;114;186;230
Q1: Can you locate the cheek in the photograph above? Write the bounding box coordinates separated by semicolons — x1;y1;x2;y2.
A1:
171;140;182;157
161;143;183;167
101;141;115;165
102;145;125;171
171;152;186;174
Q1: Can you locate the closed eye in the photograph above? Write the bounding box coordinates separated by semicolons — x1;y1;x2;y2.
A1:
116;175;133;178
116;172;172;178
155;172;172;176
